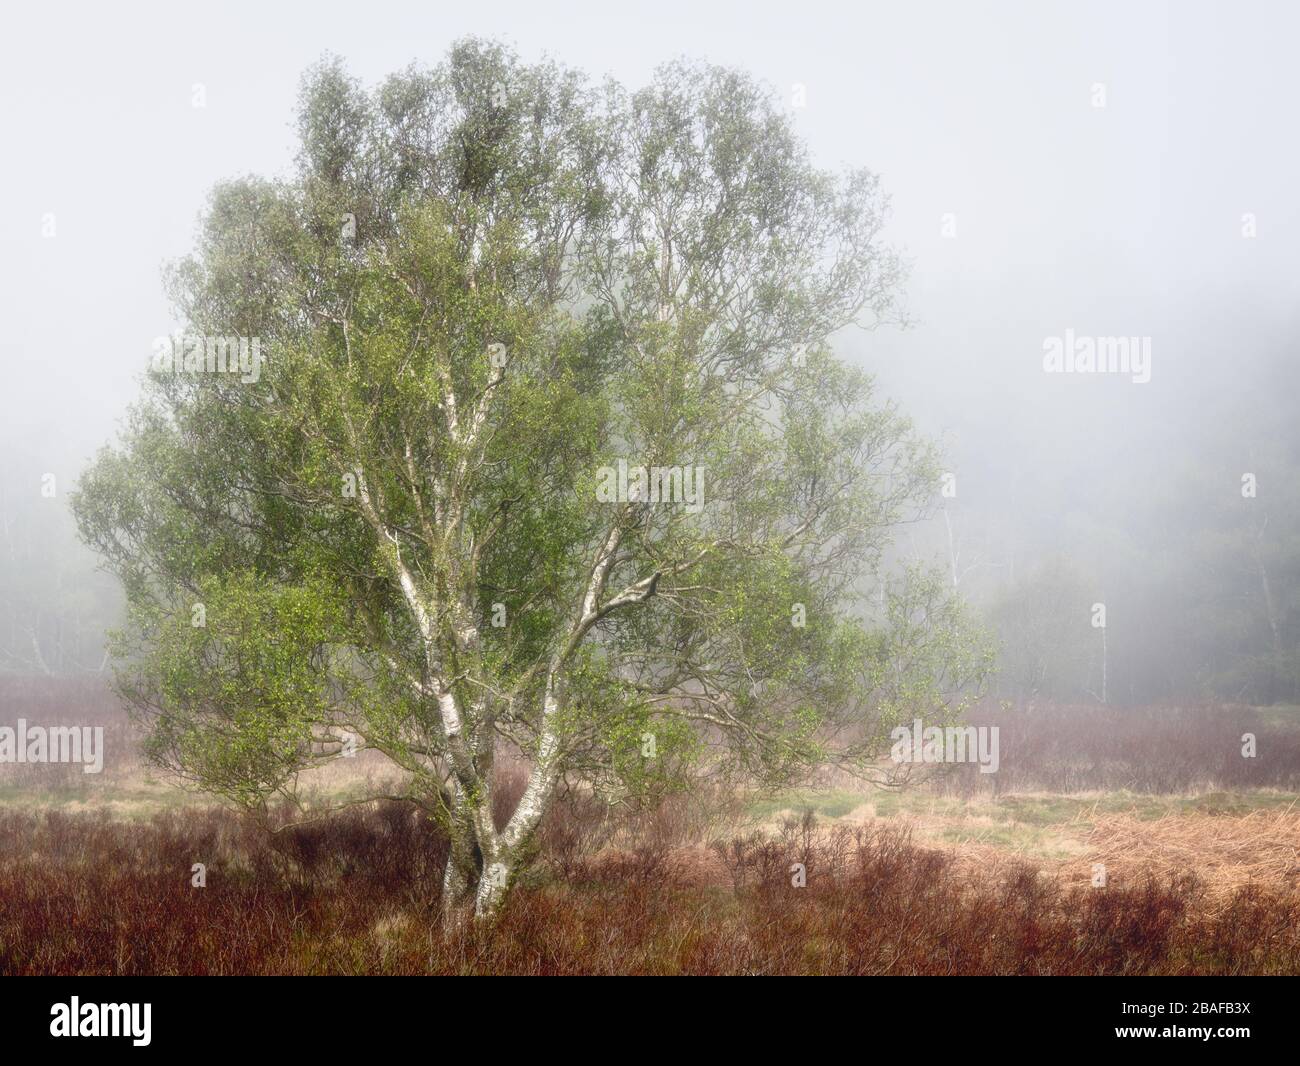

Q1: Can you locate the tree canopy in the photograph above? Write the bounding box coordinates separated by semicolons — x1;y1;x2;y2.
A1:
73;39;990;919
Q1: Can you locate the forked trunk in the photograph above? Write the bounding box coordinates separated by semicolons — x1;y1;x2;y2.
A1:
440;847;479;924
473;858;512;921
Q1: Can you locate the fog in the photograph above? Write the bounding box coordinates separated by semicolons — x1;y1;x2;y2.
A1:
3;0;1298;702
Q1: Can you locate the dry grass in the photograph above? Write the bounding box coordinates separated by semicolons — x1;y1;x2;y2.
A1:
748;787;1300;906
6;679;1300;973
3;802;1299;975
943;700;1300;794
1065;806;1300;906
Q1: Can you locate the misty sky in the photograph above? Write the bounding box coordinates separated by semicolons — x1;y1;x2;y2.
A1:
2;0;1297;544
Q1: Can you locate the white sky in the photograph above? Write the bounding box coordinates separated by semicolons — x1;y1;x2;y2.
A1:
2;0;1297;503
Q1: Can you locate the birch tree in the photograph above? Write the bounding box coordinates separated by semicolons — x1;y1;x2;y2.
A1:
73;40;989;920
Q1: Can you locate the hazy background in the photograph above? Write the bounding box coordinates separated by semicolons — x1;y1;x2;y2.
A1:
2;0;1297;701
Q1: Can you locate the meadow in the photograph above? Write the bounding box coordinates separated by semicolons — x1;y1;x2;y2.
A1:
3;677;1299;975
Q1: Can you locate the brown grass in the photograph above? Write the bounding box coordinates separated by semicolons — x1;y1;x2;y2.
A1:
944;700;1300;794
1064;806;1300;907
1;801;1299;975
5;679;1300;973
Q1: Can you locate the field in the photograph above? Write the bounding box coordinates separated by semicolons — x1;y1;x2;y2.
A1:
3;678;1300;975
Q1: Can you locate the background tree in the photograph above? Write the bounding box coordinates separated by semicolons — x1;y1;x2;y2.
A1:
73;40;988;920
0;454;119;677
988;556;1095;702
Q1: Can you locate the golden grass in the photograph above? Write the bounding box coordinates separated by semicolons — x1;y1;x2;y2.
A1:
765;789;1300;908
1064;805;1300;906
